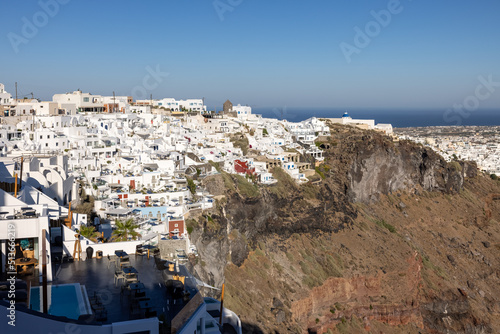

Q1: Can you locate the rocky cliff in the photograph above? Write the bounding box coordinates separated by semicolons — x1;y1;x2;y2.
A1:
187;124;499;333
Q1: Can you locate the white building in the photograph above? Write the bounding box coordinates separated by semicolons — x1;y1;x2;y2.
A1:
0;188;54;281
53;90;104;113
0;83;12;105
178;99;206;112
155;98;180;111
232;104;252;120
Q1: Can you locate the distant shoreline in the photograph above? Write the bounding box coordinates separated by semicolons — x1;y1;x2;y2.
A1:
253;108;500;128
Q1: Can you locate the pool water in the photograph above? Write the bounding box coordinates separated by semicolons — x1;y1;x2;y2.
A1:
30;283;89;320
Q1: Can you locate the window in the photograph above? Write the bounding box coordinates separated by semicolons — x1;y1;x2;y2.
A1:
56;143;58;146
174;224;178;227
83;97;89;102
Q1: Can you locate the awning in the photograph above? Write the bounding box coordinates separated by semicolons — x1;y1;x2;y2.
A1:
141;232;157;241
105;208;132;216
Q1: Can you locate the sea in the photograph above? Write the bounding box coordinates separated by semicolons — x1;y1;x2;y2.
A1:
252;108;500;128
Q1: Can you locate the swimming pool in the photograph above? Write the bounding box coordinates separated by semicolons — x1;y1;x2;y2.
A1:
30;283;91;320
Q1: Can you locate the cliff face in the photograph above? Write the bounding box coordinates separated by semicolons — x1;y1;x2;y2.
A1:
187;124;498;334
321;124;476;203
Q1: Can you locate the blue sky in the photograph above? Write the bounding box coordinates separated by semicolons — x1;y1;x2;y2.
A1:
1;0;500;110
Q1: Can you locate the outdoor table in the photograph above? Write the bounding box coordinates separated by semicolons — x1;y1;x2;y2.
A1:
128;282;145;291
123;267;138;275
15;258;38;266
14;258;38;274
115;251;128;258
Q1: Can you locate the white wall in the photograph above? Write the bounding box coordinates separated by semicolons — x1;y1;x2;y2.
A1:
0;304;159;334
61;225;142;258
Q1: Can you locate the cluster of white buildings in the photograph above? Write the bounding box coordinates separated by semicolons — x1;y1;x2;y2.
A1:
396;126;500;174
0;84;394;277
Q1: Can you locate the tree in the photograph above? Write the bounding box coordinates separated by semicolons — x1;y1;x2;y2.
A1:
79;225;99;242
112;218;141;241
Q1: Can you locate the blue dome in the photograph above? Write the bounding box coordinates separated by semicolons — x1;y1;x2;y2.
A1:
342;111;350;118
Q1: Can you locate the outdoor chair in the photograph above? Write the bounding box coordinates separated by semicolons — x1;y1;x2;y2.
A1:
94;309;107;322
135;245;146;256
153;255;167;270
126;274;139;284
119;256;131;267
107;255;116;268
91;302;105;312
89;291;102;306
114;270;126;286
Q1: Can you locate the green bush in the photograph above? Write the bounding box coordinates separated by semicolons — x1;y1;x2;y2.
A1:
315;167;325;179
187;178;196;195
234;175;260;198
375;219;396;233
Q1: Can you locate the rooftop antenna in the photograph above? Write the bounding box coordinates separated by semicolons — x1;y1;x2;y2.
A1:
15;82;18;100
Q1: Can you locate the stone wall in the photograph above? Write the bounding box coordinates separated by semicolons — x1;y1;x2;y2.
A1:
158;239;189;259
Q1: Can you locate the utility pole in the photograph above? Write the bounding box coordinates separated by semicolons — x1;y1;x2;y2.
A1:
15;82;17;101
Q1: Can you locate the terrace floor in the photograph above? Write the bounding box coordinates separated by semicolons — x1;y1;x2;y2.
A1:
24;253;198;325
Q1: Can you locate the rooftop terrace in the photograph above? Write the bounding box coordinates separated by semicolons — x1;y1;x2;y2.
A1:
24;253;201;328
